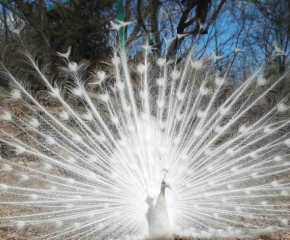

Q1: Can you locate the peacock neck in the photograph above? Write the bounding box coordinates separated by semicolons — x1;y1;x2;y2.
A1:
160;186;166;197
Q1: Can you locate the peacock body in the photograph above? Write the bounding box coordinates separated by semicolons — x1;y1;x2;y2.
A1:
0;24;290;239
148;178;172;240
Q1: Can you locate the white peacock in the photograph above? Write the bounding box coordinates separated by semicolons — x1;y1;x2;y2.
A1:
0;23;290;240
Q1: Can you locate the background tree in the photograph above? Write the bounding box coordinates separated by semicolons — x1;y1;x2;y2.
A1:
124;0;226;58
0;0;289;84
1;0;228;57
12;0;115;60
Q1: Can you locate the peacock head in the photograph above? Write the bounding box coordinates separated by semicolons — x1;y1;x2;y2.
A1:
161;179;171;190
160;168;171;190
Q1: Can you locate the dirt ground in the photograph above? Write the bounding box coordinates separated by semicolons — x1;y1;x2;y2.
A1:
0;227;290;240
